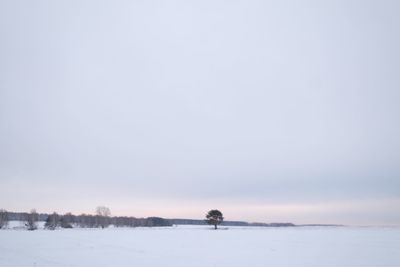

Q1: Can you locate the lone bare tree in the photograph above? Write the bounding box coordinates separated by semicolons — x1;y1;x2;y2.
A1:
0;209;8;229
205;209;224;230
95;206;111;228
26;209;39;230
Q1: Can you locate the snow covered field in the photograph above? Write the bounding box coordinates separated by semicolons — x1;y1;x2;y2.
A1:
1;225;399;267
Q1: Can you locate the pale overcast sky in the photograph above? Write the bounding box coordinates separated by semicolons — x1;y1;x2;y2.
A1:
1;0;399;225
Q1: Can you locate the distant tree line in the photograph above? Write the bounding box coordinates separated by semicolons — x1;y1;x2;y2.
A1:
0;207;172;230
168;218;294;227
1;207;295;231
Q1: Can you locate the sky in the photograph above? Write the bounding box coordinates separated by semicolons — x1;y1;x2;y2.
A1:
0;0;399;226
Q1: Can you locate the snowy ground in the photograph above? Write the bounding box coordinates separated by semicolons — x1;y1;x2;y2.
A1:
1;224;399;267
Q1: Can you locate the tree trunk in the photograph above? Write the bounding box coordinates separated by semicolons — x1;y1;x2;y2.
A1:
214;224;217;230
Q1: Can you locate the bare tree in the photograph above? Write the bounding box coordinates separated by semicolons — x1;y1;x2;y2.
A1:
95;206;111;228
0;209;8;229
26;209;39;230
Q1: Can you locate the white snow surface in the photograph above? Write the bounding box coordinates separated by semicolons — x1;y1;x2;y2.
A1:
1;225;399;267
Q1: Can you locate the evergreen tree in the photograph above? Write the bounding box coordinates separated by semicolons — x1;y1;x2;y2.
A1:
205;209;224;229
0;209;8;229
45;212;60;230
60;213;74;228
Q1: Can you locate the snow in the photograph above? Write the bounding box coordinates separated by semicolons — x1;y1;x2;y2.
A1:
5;220;46;230
1;225;399;267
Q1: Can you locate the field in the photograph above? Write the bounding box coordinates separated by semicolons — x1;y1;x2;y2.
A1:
1;225;399;267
